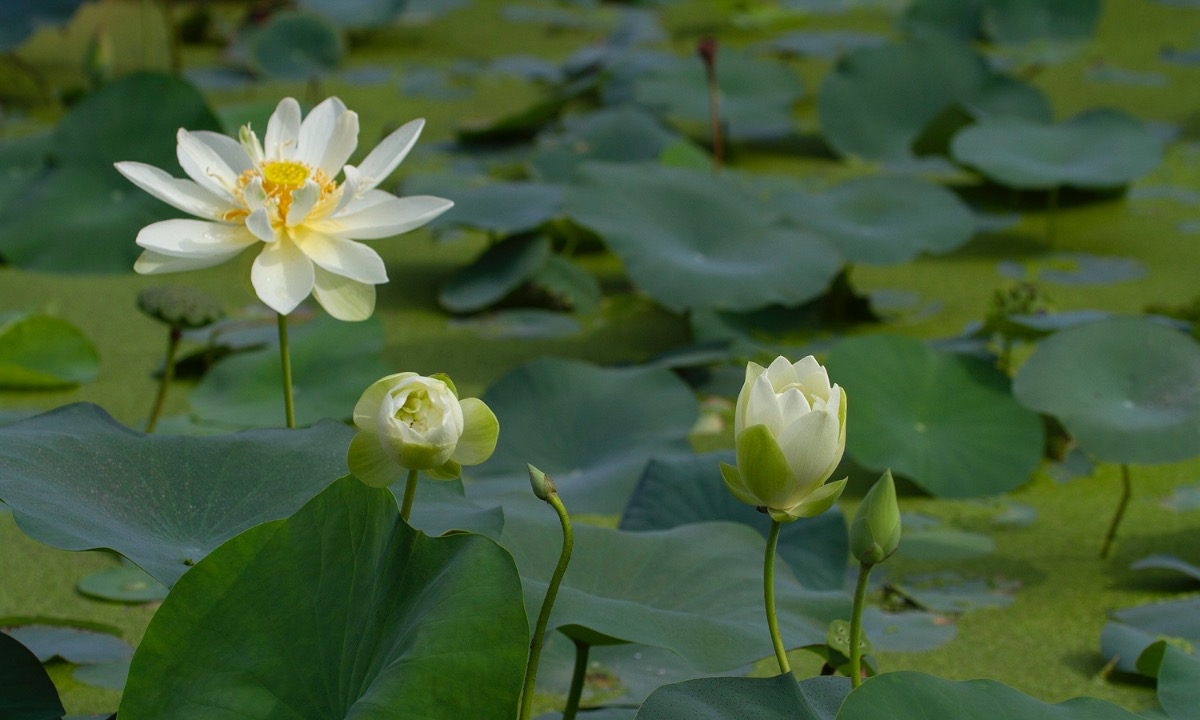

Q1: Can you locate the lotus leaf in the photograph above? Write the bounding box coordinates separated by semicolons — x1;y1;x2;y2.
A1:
249;12;343;80
0;403;353;586
440;235;553;313
0;313;99;389
826;334;1043;496
633;675;849;720
951;110;1163;190
565;163;842;312
1012;316;1200;464
119;477;528;720
0;631;64;720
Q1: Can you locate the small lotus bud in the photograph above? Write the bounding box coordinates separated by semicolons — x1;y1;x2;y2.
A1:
137;286;223;329
528;464;556;501
849;470;901;566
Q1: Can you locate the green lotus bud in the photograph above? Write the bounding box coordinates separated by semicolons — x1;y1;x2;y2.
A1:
137;285;223;329
718;355;848;523
849;470;901;566
528;464;556;501
347;372;499;487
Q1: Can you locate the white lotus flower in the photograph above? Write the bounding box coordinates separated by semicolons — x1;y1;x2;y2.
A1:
115;97;452;320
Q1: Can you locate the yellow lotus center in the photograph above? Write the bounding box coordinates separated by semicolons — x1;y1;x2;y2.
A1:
262;161;309;190
395;389;432;431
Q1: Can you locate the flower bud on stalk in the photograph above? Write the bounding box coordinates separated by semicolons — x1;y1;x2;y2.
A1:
850;470;902;566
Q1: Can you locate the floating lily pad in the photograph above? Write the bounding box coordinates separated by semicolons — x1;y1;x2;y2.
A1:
0;73;222;273
470;358;698;515
2;625;132;665
951;110;1164;190
891;572;1017;613
861;608;956;652
762;30;887;59
633;49;803;140
826;334;1043;497
119;477;528;720
1131;554;1200;583
565;163;842;312
77;565;169;604
997;253;1146;285
818;38;991;161
1162;483;1200;511
620;452;848;591
1012;316;1200;464
502;514;847;671
440;235;553;313
0;403;353;586
1148;643;1200;720
189;314;390;428
635;674;849;720
902;0;985;40
72;660;130;691
899;528;996;560
0;313;99;389
774;176;975;265
837;671;1140;720
983;0;1102;44
0;631;64;720
249;12;342;79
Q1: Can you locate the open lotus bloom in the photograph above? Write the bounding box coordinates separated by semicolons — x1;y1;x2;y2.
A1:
115;97;452;320
347;372;499;487
720;355;848;523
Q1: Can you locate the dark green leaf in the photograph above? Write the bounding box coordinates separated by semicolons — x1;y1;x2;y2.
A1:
634;675;849;720
439;235;553;313
251;12;343;80
0;314;98;389
432;183;563;235
119;477;528;720
826;334;1043;497
0;632;64;720
531;255;602;314
0;403;353;586
0;0;88;50
2;625;131;665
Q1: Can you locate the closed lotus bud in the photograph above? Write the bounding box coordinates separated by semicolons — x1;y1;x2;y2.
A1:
850;470;901;566
719;355;848;523
347;372;499;487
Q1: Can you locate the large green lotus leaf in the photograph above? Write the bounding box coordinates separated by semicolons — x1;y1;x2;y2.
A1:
0;0;87;50
439;235;553;313
633;675;849;720
119;477;528;720
501;513;848;672
1012;317;1200;464
951;110;1164;190
774;176;975;265
825;334;1043;497
817;38;991;161
564;163;841;312
0;313;98;389
250;12;343;80
0;632;64;720
0;73;221;273
189;314;390;428
620;452;848;591
469;358;697;515
983;0;1102;44
0;403;353;586
836;671;1141;720
633;49;804;140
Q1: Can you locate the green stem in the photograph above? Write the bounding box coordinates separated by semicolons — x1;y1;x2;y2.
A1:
764;519;791;675
399;468;419;523
849;562;874;689
144;326;181;433
562;639;590;720
518;490;575;720
1099;464;1132;559
276;313;295;429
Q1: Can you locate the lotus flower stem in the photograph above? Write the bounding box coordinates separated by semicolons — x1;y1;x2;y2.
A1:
276;313;296;429
764;518;791;675
697;37;723;174
562;639;590;720
849;561;873;688
399;469;419;522
1099;464;1132;559
519;467;575;720
144;326;182;434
